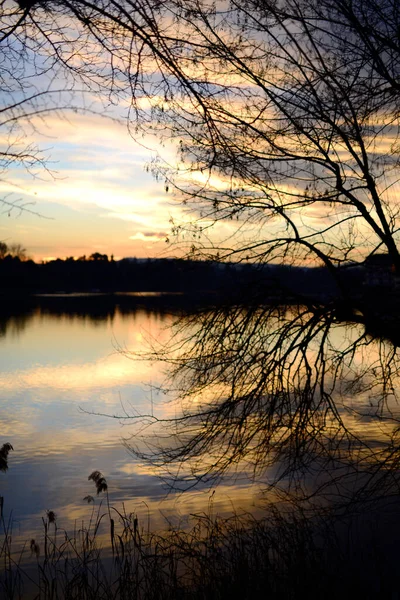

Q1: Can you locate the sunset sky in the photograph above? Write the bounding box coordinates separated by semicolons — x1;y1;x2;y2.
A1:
1;3;398;266
0;112;186;262
3;106;398;264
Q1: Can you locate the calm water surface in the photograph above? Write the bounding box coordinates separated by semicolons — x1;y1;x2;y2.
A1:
0;296;262;546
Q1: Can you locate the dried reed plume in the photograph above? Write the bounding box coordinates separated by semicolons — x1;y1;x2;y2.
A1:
83;495;95;503
88;471;108;494
0;443;13;472
46;510;56;524
30;539;40;557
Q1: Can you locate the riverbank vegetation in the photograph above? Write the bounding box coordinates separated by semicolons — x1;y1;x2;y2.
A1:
1;469;397;600
0;250;346;298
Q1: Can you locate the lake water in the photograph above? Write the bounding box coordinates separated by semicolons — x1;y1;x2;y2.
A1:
0;295;264;550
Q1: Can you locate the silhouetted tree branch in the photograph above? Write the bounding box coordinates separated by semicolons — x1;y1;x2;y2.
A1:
0;1;103;215
12;0;399;275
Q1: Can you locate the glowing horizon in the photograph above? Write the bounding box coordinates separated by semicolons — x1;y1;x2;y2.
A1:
0;113;187;262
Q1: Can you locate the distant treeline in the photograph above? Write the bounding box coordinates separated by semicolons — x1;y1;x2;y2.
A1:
0;252;363;299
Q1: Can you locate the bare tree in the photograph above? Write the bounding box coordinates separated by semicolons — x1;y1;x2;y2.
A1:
10;0;400;503
8;242;27;259
0;242;7;259
13;0;400;274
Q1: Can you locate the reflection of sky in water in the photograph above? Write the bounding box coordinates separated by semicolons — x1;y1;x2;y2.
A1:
0;303;261;548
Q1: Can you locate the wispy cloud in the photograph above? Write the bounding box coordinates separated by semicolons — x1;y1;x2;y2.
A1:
0;113;186;258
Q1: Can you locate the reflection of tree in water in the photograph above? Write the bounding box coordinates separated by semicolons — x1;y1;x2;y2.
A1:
128;288;400;516
0;306;36;339
3;289;400;512
0;294;209;338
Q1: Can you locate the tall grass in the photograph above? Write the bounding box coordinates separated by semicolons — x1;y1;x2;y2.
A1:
0;470;398;599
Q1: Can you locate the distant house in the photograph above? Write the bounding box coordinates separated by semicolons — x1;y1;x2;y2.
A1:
363;254;398;289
